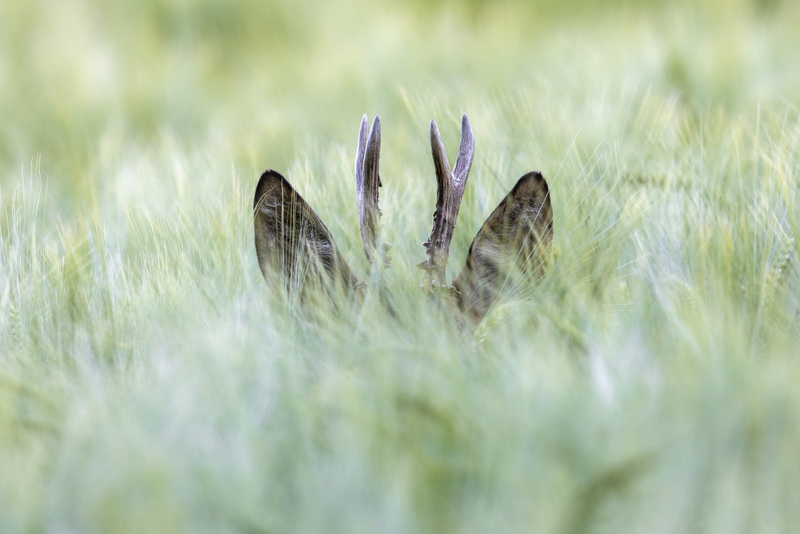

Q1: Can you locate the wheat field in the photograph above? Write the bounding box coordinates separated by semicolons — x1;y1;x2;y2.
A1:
2;0;800;532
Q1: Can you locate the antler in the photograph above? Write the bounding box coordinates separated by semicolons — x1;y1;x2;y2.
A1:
355;115;389;267
419;114;475;286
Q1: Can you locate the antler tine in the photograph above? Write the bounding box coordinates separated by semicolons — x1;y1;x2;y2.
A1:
355;114;368;185
355;115;387;266
430;119;451;187
453;114;474;184
420;114;475;287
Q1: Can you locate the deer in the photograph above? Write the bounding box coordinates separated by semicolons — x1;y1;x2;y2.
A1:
253;114;553;322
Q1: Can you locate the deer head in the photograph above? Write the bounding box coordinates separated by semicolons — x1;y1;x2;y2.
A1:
253;114;553;321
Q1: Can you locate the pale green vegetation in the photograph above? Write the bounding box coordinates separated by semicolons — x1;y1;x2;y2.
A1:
2;0;800;532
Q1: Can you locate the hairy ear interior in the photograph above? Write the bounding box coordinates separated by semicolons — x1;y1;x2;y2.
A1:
452;171;553;321
254;170;357;298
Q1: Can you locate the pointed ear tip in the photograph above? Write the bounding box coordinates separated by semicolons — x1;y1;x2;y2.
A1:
514;171;549;194
254;169;286;207
257;169;284;187
522;171;545;182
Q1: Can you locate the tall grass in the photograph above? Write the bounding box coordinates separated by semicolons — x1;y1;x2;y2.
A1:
1;0;800;532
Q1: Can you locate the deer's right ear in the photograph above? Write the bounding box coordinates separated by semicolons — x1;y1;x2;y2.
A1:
452;171;553;321
254;170;358;297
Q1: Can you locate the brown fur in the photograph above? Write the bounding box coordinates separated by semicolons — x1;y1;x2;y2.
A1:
253;170;358;298
452;172;553;321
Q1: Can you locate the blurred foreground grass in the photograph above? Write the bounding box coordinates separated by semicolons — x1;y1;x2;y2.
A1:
2;0;800;532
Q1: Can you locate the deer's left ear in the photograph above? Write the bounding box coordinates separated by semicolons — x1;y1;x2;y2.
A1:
452;172;553;321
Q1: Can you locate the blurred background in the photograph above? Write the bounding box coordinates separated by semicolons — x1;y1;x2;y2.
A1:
2;1;800;533
1;0;798;210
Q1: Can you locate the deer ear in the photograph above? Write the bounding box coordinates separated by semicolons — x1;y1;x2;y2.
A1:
254;170;358;297
452;172;553;321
